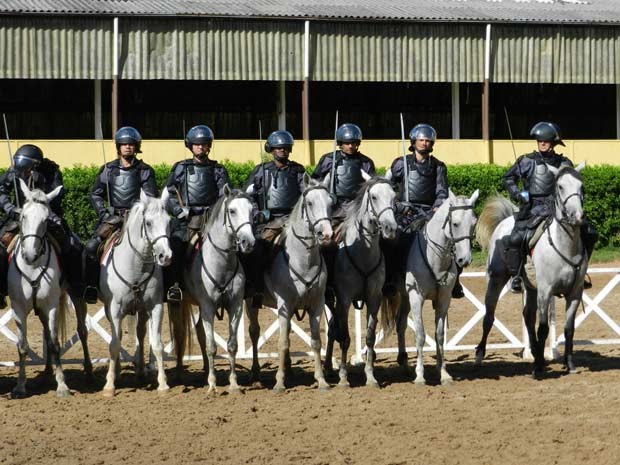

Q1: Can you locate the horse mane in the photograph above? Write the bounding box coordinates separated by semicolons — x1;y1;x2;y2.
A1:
475;194;517;250
342;177;391;233
556;165;583;183
202;189;252;235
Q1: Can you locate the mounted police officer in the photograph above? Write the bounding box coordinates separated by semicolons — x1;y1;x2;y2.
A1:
242;130;306;300
0;144;83;309
503;121;596;293
82;126;158;303
311;123;375;226
385;124;465;299
164;125;230;302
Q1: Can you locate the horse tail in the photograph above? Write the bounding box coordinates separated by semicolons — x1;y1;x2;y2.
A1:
58;291;69;347
169;299;193;363
475;195;517;250
380;291;401;336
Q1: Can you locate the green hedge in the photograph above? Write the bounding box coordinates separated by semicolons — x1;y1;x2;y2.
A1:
2;162;619;247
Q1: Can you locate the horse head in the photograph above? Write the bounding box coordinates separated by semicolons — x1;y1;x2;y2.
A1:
300;172;333;244
138;189;172;267
443;189;479;268
549;161;585;227
363;178;397;240
18;178;62;264
221;184;256;254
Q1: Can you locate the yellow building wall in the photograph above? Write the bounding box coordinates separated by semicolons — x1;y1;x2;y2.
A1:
1;139;618;168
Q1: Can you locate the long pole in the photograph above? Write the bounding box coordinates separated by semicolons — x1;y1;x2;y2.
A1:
99;121;112;208
400;113;409;203
2;113;20;208
329;110;339;195
259;120;267;211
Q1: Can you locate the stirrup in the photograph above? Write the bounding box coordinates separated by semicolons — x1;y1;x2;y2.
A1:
583;274;592;290
83;286;98;304
510;276;523;294
451;282;465;299
167;285;183;303
0;294;6;310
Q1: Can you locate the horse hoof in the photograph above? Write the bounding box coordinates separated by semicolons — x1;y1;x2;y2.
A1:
337;381;350;389
10;389;27;399
56;388;71;398
157;387;170;396
102;388;116;398
272;385;285;394
366;381;380;389
228;386;242;395
441;378;454;386
414;378;426;386
318;384;331;393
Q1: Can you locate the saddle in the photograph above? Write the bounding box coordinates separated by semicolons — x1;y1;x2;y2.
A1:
99;230;121;265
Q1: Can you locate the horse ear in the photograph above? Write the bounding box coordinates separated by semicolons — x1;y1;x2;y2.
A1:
302;172;312;191
322;173;331;189
547;165;559;177
140;189;150;204
18;178;32;201
361;170;371;182
46;185;63;203
469;189;480;206
160;187;169;204
575;161;586;172
223;183;232;197
448;188;457;202
384;169;393;181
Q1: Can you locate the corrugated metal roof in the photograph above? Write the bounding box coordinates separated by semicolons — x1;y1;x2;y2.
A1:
1;0;620;25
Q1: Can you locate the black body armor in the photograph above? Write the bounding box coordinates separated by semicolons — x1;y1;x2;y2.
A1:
181;163;218;207
402;158;437;206
109;168;142;209
265;169;302;211
334;156;365;201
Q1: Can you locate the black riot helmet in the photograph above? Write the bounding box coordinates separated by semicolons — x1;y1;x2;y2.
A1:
530;121;565;147
185;125;214;149
114;126;142;153
409;124;436;153
336;123;363;145
13;144;43;173
265;130;294;153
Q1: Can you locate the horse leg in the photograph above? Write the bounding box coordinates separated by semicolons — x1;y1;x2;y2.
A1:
475;275;507;364
409;290;426;385
246;301;262;384
11;307;29;398
522;291;540;379
324;301;337;374
434;298;452;385
364;296;382;388
168;301;186;380
149;303;170;394
336;299;351;388
194;312;209;376
564;294;581;374
134;312;148;381
226;298;243;393
46;304;70;397
199;303;218;393
72;295;93;379
103;305;122;397
533;291;551;378
273;306;291;393
309;301;329;392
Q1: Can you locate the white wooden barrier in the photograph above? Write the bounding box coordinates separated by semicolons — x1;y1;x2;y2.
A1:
0;267;618;367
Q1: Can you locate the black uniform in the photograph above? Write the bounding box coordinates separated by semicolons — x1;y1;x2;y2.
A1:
83;158;157;293
0;159;83;296
503;150;597;281
164;158;230;292
312;151;375;206
242;159;306;297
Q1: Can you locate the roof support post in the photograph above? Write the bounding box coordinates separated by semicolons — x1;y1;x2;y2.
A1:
94;79;103;139
451;82;460;139
617;84;620;139
112;17;119;138
482;23;492;163
278;80;286;130
302;20;312;164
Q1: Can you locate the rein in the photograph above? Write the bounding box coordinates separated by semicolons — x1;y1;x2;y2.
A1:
14;237;52;313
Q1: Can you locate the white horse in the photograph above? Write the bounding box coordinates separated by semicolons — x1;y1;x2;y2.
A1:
8;179;71;397
475;163;588;377
170;186;255;393
403;189;479;385
99;189;172;396
245;173;333;392
323;177;398;387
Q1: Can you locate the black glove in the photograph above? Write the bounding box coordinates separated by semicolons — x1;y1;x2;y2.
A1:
47;212;63;227
9;207;22;220
99;206;115;221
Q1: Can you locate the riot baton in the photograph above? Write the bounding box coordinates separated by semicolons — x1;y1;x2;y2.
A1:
400;113;409;203
2;113;20;209
329;110;339;195
503;106;518;161
258;120;268;211
99;121;112;208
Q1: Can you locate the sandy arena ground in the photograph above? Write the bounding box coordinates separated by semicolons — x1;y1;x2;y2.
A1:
1;265;620;465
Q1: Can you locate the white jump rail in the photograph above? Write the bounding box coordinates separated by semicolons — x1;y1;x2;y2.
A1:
0;267;618;366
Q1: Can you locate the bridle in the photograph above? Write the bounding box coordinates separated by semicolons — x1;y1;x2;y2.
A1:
358;180;395;239
553;171;584;226
18;198;49;262
291;184;332;250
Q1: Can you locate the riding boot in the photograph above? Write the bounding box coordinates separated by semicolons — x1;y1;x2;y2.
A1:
83;255;100;304
322;242;338;308
451;265;465;299
0;244;7;309
503;232;524;294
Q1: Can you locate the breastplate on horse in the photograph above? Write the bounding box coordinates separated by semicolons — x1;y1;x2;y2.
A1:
109;168;142;210
265;168;301;212
403;158;436;206
182;163;217;208
334;156;364;201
